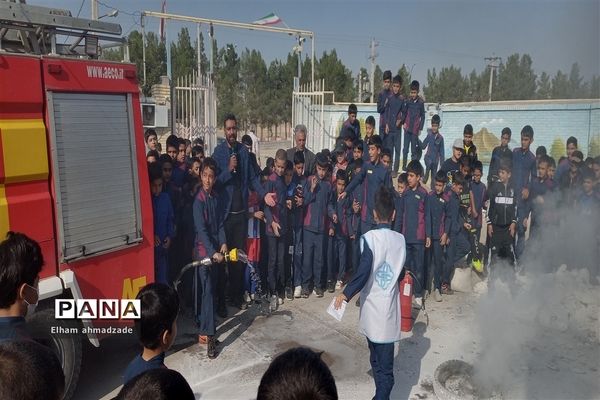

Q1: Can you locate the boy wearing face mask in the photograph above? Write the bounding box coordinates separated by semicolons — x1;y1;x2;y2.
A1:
0;232;44;342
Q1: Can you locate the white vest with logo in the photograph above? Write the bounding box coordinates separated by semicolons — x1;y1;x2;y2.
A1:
359;228;406;343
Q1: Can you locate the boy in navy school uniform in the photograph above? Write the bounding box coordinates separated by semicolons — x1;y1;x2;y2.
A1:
264;150;290;311
341;135;393;235
334;186;407;400
426;171;449;302
353;140;364;162
332;143;349;183
395;160;429;308
349;159;364;285
144;129;158;152
402;80;425;171
511;125;537;259
393;173;408;232
440;139;464;186
383;74;405;174
458;156;473;223
363;116;376;162
576;171;600;282
380;148;393;172
529;155;556;241
340;103;361;139
555;136;578;182
329;169;353;291
191;157;227;358
421;114;444;185
377;70;393;136
442;172;471;294
149;163;174;285
301;153;335;298
578;171;600;214
342;130;357;163
124;283;179;383
488;127;513;187
165;136;185;189
462;124;478;164
283;160;296;300
292;151;307;298
469;160;487;241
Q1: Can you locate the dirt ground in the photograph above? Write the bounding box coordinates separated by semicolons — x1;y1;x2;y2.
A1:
71;270;598;400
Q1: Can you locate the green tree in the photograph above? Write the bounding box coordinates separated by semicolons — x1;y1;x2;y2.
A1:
550;137;566;161
568;63;584;98
315;50;354;102
424;66;468;103
100;47;123;62
536;72;552;99
551;70;569;99
215;43;241;124
266;59;288;138
170;27;196;82
373;64;384;98
196;31;209;77
589;76;600;98
397;64;412;97
126;31;166;96
495;53;537;100
468;68;489;102
238;49;268;130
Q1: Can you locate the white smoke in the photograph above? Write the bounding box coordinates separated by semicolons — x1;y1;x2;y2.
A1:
472;202;600;399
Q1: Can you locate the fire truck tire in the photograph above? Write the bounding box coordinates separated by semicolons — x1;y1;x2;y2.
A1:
28;308;82;400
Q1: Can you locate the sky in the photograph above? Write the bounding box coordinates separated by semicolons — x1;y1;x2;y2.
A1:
37;0;599;86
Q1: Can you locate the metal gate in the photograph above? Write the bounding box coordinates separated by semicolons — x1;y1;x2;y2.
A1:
292;79;336;152
174;72;217;155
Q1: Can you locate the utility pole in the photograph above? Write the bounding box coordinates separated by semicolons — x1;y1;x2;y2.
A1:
358;71;362;103
484;56;501;101
209;23;214;79
197;23;202;77
369;38;378;103
91;0;98;20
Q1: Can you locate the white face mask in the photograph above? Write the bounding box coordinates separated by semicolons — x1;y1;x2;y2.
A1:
23;284;39;316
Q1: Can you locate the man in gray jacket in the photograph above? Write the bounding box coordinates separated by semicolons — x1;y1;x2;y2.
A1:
287;124;316;176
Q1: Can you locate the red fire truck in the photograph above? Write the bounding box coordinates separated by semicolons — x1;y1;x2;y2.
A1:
0;2;154;398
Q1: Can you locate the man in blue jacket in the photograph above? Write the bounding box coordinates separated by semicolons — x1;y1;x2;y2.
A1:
213;113;276;315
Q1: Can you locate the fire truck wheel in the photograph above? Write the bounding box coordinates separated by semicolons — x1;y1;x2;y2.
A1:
28;308;82;400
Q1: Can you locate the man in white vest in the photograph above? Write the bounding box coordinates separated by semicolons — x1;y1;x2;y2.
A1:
334;186;406;400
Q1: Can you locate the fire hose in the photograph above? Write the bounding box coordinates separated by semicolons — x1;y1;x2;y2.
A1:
173;248;271;316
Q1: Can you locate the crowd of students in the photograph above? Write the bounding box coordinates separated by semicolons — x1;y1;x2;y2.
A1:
1;70;598;400
143;94;600;397
138;88;597;398
142;72;600;357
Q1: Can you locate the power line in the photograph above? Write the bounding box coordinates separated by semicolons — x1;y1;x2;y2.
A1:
96;0;140;17
75;0;86;18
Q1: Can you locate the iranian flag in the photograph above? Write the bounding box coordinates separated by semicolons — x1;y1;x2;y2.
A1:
252;13;282;26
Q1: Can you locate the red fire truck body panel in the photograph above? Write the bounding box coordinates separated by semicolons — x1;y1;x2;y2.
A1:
0;53;154;321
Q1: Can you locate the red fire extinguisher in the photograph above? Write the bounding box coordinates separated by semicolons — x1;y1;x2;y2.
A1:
399;271;414;332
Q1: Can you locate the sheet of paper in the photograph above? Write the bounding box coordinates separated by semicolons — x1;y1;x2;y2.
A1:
327;298;347;322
